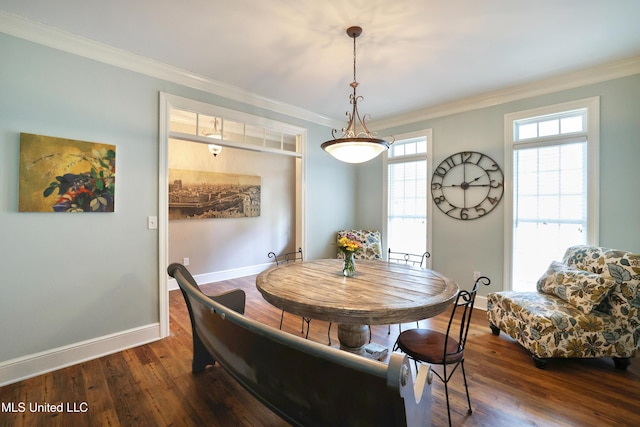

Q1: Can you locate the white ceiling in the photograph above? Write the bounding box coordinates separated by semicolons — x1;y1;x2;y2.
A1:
2;0;640;123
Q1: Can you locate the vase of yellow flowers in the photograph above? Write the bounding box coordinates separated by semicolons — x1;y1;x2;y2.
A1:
337;235;361;277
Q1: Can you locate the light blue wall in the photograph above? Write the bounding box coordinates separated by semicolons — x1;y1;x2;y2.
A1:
2;29;637;378
358;74;640;294
0;33;348;366
0;35;162;361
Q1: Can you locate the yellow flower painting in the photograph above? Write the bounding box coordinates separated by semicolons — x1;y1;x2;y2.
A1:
18;133;116;212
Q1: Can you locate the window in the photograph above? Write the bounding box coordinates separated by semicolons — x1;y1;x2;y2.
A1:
504;98;599;291
168;108;301;157
384;131;432;262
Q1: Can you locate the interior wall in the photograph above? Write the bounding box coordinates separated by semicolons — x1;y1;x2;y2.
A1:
0;32;351;383
360;74;640;295
0;34;163;364
168;139;297;275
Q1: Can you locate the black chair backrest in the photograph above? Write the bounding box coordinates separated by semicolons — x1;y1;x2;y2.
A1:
268;247;303;265
444;276;491;360
387;248;431;267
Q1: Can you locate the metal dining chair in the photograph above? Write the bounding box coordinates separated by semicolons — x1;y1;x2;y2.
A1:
267;248;311;337
393;275;491;427
387;248;432;333
387;248;431;267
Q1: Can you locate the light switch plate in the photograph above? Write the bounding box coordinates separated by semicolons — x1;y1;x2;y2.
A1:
147;216;158;229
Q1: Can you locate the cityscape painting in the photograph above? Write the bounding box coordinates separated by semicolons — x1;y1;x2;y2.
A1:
168;169;261;220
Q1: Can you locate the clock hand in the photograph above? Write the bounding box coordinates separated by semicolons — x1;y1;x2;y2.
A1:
444;183;490;189
446;175;488;189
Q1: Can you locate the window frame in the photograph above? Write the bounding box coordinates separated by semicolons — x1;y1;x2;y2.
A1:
503;97;600;291
382;129;433;268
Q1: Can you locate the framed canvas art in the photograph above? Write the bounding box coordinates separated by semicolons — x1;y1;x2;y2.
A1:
169;169;261;219
19;133;116;212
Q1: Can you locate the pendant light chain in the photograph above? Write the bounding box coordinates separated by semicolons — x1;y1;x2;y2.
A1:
353;32;357;89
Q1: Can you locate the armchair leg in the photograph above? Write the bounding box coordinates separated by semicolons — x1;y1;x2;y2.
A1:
613;357;631;370
489;322;501;336
532;355;550;369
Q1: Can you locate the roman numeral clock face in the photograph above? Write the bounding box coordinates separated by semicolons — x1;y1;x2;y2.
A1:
431;151;504;220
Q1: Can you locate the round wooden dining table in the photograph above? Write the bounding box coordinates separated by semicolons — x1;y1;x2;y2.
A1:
256;258;459;356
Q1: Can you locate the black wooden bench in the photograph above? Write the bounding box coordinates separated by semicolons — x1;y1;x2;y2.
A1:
168;263;433;427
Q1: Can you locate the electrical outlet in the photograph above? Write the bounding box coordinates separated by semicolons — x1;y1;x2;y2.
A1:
473;271;481;281
183;257;190;266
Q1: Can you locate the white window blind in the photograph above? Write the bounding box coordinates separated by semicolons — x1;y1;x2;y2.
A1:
387;136;428;255
512;141;587;290
510;106;591;291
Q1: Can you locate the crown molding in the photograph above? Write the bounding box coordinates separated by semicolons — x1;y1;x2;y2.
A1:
0;10;340;129
3;11;638;132
371;55;640;131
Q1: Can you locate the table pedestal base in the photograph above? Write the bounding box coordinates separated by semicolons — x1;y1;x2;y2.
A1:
337;324;369;355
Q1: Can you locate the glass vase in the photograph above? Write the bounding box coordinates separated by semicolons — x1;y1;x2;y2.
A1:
342;252;356;277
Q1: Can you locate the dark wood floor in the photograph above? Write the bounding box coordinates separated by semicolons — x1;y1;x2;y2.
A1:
1;275;639;427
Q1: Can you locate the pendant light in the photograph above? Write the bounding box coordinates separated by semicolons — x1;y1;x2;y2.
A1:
203;118;223;157
321;26;393;163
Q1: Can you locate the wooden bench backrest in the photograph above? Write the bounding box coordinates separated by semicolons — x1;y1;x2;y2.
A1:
168;263;432;427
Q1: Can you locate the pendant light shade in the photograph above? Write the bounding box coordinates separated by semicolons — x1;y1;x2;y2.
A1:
321;26;393;163
322;137;388;164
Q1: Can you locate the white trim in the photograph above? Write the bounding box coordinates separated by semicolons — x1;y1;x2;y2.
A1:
586;98;601;246
503;97;600;291
372;56;640;130
2;11;638;132
296;132;308;254
169;96;308;135
170;131;302;158
474;296;488;311
0;10;339;129
158;93;170;338
159;92;308;332
0;324;161;387
503;113;516;293
168;263;274;291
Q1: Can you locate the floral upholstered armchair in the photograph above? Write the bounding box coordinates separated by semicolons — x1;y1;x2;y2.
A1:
336;230;382;260
487;245;640;369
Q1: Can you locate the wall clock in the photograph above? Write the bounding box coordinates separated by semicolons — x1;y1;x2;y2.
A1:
431;151;504;220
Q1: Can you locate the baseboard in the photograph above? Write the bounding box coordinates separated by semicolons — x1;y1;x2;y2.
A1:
168;263;272;291
0;323;161;387
475;295;488;311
